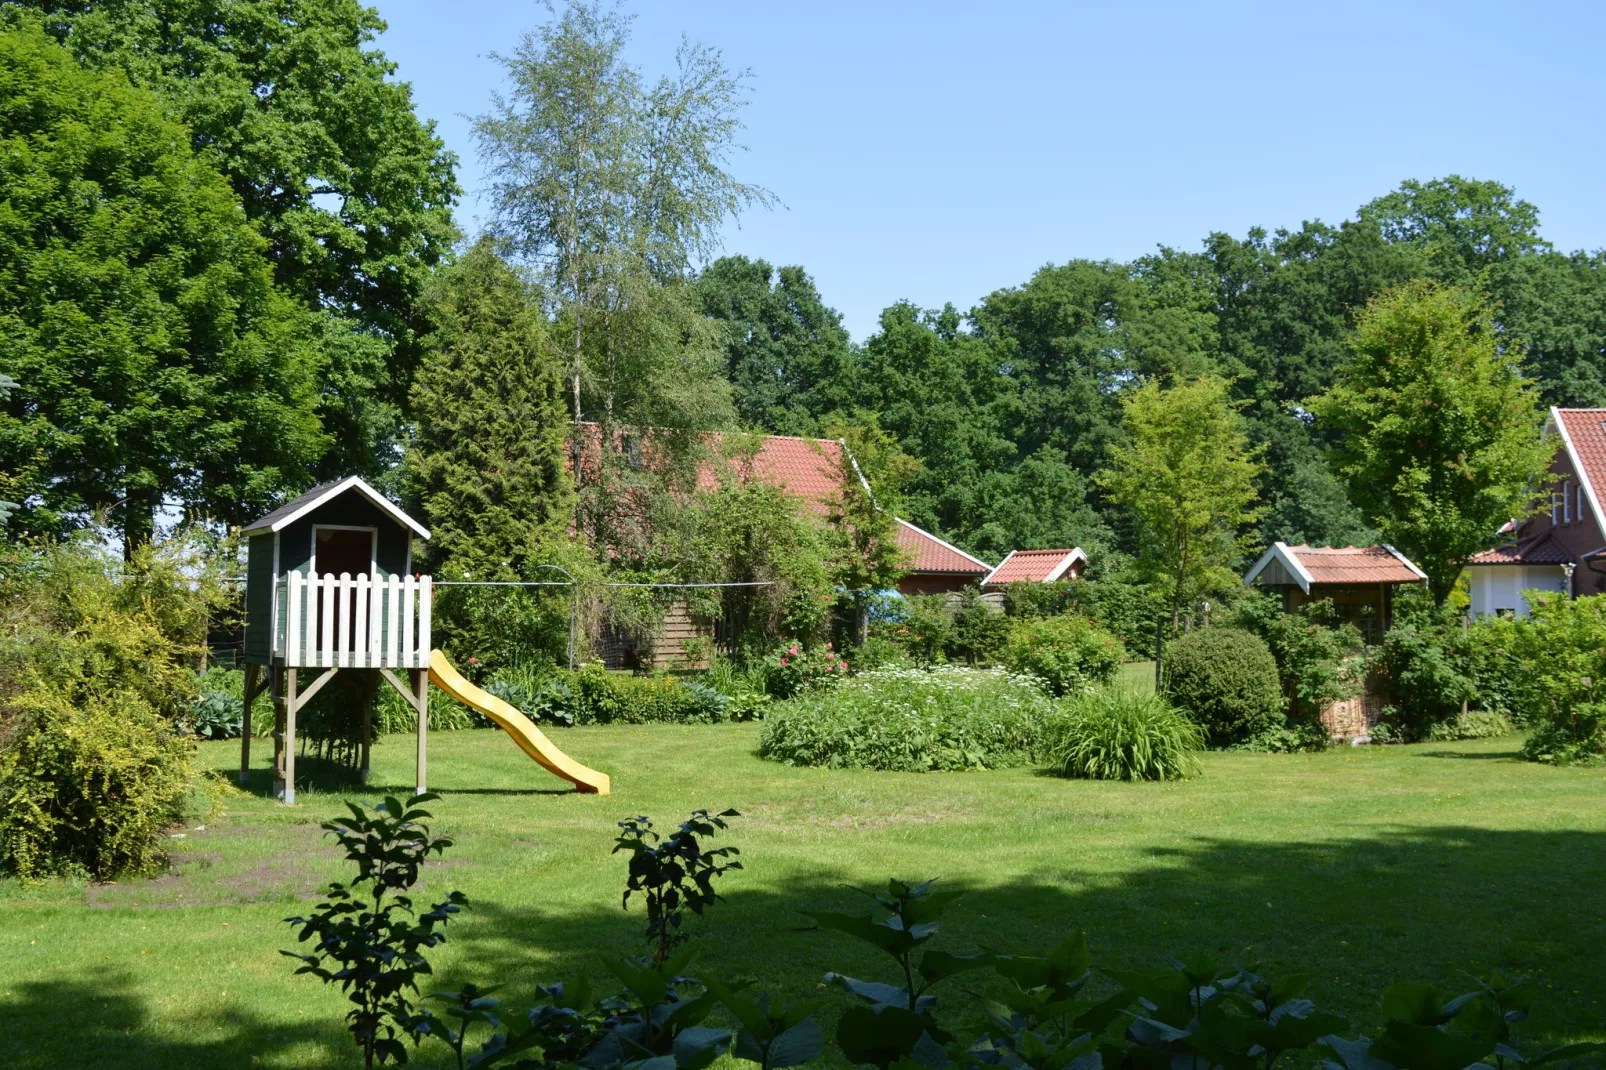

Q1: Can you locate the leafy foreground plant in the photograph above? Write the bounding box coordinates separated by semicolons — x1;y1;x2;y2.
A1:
614;809;743;962
283;794;465;1069
804;877;1603;1070
1045;690;1204;781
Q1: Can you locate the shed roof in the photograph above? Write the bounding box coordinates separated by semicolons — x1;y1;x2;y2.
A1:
894;519;993;575
982;547;1086;586
1244;542;1425;593
242;476;431;539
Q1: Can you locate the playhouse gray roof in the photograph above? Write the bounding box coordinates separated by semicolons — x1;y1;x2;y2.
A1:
241;476;430;539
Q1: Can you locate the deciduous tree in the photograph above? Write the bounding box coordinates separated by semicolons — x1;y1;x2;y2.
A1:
0;23;325;548
1309;281;1555;604
1097;375;1263;628
10;0;461;479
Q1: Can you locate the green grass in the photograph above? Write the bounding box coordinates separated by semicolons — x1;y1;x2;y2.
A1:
3;724;1605;1068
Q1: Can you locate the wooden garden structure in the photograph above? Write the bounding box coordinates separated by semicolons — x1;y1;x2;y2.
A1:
239;477;433;804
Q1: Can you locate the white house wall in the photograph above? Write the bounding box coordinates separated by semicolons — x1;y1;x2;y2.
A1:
1469;566;1567;620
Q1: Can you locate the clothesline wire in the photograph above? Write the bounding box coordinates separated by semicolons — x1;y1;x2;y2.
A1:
224;577;775;589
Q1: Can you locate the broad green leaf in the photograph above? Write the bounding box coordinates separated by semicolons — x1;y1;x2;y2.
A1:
1370;1020;1493;1070
917;950;993;983
1380;981;1445;1027
836;1005;929;1069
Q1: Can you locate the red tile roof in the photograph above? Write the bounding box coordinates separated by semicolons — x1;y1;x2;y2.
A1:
699;434;845;516
1554;409;1606;531
982;548;1086;586
894;519;992;575
1245;543;1426;592
570;423;992;575
1469;531;1574;566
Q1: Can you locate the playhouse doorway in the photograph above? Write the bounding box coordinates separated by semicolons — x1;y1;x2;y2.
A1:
313;526;377;578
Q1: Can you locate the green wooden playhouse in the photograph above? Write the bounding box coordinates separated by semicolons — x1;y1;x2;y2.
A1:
239;476;433;803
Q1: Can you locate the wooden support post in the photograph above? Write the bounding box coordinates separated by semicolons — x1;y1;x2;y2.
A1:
240;663;261;786
283;667;299;805
412;668;429;795
359;670;377;784
271;667;287;801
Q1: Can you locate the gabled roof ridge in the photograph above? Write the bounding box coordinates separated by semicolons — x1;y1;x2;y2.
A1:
895;517;994;570
242;476;431;540
1549;408;1606;538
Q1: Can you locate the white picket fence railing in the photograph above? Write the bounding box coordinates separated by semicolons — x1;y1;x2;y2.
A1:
274;570;432;669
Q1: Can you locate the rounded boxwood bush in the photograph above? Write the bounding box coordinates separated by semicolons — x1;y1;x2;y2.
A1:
1161;627;1284;745
1045;690;1202;781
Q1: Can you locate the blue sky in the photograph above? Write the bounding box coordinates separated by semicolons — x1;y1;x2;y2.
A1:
376;1;1606;341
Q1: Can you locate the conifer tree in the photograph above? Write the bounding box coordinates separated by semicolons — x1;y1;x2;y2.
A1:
407;240;574;581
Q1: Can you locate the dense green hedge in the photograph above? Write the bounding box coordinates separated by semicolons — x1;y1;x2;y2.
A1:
758;666;1055;771
1161;628;1284;745
1000;616;1125;696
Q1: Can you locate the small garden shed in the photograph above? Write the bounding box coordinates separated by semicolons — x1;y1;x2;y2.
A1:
982;547;1088;588
1243;542;1426;642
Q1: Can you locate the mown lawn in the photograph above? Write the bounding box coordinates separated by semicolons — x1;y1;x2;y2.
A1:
2;723;1604;1068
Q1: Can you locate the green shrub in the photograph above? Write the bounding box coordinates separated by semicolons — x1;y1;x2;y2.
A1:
1523;703;1606;764
1227;721;1330;753
1425;709;1516;742
1000;615;1124;697
0;690;193;879
948;588;1010;664
760;642;849;699
0;532;225;879
1001;579;1078;618
1233;593;1363;725
1161;627;1284;745
758;666;1054;771
881;594;952;667
373;683;489;735
188;690;243;739
1369;592;1474;741
1043;690;1202;781
1469;593;1606;761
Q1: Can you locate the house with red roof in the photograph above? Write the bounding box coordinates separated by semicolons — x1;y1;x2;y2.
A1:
981;548;1088;588
1243;542;1426;640
570;426;994;665
1465;407;1606;619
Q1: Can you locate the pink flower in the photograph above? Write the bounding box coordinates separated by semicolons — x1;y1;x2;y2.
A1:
781;657;789;665
827;642;834;650
789;645;799;656
839;661;848;670
824;664;833;672
468;657;478;665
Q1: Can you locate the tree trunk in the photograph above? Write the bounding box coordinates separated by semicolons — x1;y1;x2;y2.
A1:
121;488;157;560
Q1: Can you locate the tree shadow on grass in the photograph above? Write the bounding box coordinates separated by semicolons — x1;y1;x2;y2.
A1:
429;824;1606;1060
1412;747;1526;760
0;973;351;1070
12;826;1605;1069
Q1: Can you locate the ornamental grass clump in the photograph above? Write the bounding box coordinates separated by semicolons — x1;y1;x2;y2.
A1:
758;665;1054;771
1045;690;1203;782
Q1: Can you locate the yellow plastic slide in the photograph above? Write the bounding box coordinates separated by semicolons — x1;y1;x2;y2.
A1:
428;649;610;795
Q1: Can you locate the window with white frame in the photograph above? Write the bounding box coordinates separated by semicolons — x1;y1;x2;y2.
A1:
1564;480;1572;524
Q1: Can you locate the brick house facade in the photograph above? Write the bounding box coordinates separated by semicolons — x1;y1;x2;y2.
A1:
1466;407;1606;618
